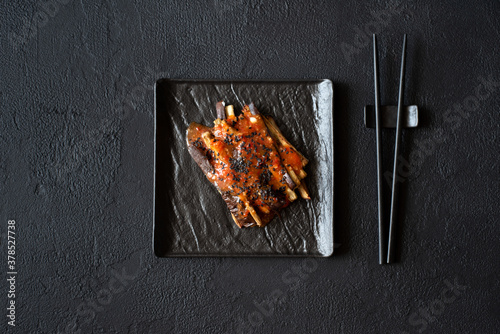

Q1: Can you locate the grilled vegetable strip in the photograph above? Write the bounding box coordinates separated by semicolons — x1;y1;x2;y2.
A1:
286;168;301;186
285;187;298;201
262;115;308;202
297;181;311;200
216;101;226;120
187;144;213;175
264;114;310;200
225;104;235;119
263;115;309;167
272;136;311;200
247;204;263;226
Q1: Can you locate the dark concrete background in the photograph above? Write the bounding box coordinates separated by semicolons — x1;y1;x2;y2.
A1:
1;0;499;333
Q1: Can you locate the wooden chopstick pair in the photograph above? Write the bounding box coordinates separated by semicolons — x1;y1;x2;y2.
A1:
373;34;407;264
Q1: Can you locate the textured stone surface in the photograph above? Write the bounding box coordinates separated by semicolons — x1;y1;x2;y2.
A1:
0;0;499;333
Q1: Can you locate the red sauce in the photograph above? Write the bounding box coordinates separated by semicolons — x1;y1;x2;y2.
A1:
187;108;293;220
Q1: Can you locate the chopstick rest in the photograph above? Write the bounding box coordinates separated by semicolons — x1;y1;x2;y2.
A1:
364;105;419;128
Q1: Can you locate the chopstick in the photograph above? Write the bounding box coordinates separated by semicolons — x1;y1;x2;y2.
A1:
373;34;385;265
387;34;407;264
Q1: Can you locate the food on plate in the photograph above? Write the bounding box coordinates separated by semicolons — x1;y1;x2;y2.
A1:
186;101;309;228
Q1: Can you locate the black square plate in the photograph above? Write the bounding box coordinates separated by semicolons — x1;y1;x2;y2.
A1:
154;79;334;257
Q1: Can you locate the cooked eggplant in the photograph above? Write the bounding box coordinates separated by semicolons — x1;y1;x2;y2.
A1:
186;102;310;228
